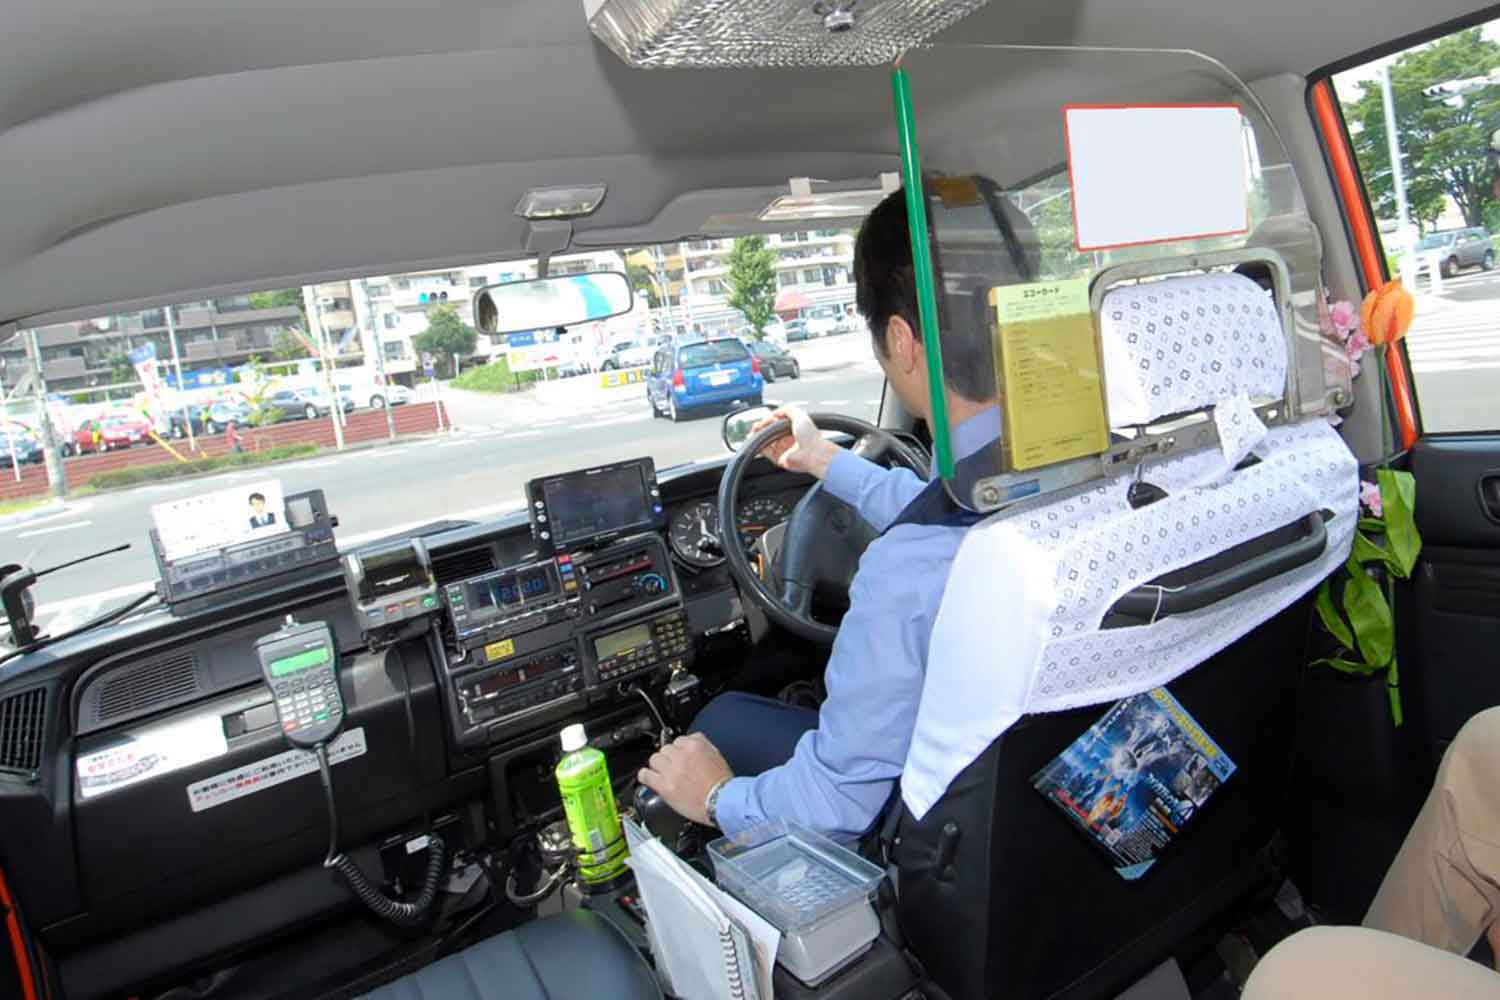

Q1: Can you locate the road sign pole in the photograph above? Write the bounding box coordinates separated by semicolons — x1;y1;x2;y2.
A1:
24;329;66;499
360;279;397;441
1381;65;1413;256
164;308;196;452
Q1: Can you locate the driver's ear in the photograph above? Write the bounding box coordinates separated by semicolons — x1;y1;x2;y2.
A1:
885;315;921;376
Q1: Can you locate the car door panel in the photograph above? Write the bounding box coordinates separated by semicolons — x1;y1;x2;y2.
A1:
1408;437;1500;758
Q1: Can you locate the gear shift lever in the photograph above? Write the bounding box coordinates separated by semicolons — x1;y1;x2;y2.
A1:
634;785;692;850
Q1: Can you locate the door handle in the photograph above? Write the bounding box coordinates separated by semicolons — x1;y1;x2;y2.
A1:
1481;473;1500;524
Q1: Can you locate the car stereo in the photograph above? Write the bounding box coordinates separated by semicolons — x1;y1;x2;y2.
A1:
525;457;664;555
444;554;581;643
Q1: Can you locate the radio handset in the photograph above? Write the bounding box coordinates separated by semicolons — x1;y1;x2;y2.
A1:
255;617;345;749
255;616;445;928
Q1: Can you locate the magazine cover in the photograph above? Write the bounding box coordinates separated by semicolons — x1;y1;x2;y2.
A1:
1031;687;1236;880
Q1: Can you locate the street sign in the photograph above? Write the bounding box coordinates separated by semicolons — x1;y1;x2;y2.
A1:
507;331;537;347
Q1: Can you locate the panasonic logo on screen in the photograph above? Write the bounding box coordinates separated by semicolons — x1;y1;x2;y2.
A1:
377;575;411;587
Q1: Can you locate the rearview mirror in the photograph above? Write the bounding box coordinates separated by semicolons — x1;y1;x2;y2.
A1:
723;404;776;452
473;271;633;336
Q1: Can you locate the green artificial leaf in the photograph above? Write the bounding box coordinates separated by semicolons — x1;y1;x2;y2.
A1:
1312;656;1384;676
1358;517;1387;534
1351;530;1399;575
1341;551;1395;668
1315;579;1355;651
1376;468;1422;578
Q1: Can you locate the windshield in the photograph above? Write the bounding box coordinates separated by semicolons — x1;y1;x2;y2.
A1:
678;340;750;367
3;233;877;633
1417;233;1456;249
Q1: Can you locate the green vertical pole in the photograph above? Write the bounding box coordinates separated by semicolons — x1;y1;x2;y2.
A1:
891;64;954;479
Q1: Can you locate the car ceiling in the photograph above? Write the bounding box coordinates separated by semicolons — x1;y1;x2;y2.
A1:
2;0;1492;325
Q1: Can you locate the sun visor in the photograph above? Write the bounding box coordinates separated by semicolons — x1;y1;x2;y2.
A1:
891;45;1349;514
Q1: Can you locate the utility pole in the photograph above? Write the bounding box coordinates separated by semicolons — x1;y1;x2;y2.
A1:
360;279;397;441
1380;64;1413;256
163;307;196;452
23;330;66;500
301;285;345;451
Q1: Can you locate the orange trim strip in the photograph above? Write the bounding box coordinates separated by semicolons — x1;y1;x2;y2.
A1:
1311;81;1419;448
0;867;39;1000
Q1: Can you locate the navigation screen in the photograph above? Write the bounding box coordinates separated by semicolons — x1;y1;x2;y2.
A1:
542;464;652;546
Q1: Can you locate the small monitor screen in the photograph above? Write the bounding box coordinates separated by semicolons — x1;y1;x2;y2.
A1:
270;646;330;677
594;624;652;661
541;464;652;546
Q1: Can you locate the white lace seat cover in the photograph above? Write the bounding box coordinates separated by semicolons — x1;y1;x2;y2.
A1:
900;270;1356;820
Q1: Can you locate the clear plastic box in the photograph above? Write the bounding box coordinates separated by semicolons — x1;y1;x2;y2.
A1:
707;819;885;933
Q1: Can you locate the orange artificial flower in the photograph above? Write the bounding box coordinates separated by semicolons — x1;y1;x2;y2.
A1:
1359;280;1414;347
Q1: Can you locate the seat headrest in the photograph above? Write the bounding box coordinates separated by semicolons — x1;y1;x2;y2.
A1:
1099;271;1286;427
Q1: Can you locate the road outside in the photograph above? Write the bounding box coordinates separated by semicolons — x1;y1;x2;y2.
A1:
4;339;882;641
1402;268;1500;432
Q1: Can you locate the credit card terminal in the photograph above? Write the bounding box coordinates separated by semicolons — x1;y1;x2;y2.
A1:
255;618;343;748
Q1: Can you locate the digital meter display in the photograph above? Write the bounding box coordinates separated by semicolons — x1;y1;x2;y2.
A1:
594;624;651;661
269;645;330;677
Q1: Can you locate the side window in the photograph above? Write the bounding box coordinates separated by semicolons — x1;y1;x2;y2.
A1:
1332;25;1500;433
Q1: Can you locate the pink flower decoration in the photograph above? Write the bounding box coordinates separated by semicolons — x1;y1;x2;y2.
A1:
1346;329;1370;363
1330;300;1358;333
1359;480;1383;518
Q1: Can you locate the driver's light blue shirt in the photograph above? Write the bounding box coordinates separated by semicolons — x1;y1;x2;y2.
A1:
714;408;1001;840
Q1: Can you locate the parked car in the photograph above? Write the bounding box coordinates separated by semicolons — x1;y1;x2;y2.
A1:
202;400;251;434
63;414;151;455
0;430;43;468
803;304;850;337
646;337;763;422
746;339;800;381
264;386;354;422
339;379;411;409
599;337;662;370
782;319;812;342
1414;227;1494;279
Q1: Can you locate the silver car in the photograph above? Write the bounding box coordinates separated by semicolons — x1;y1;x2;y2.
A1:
1415;227;1494;279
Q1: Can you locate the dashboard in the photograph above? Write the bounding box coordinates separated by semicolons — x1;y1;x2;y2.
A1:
0;450;822;999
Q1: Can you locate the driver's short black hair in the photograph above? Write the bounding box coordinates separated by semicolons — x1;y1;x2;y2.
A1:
249;492;265;504
854;189;995;402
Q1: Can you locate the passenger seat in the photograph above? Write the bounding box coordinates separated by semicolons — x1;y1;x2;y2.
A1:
360;910;662;999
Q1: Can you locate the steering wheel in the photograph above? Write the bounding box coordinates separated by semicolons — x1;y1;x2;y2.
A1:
717;413;929;645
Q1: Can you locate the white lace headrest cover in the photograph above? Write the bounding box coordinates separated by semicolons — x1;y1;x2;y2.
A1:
1100;272;1287;472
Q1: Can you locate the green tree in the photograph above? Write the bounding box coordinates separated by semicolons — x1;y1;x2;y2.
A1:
249;289;306;312
237;355;283;427
272;329;311;361
104;351;135;385
1342;29;1500;230
625;259;663;309
413;304;479;378
725;236;778;339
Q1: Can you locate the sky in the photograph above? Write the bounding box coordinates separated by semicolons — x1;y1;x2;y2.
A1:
1332;17;1500;103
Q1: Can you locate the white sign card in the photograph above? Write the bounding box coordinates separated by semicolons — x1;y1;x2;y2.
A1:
1064;104;1249;252
151;477;287;561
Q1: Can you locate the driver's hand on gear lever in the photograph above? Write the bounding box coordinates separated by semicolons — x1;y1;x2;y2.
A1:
752;404;839;481
638;733;733;827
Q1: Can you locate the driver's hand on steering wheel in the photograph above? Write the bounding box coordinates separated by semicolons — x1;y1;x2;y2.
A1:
752;404;839;481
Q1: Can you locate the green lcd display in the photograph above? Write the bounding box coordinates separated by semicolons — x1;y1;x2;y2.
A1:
269;646;331;677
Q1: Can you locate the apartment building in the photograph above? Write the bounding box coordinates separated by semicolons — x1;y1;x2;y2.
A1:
0;299;303;396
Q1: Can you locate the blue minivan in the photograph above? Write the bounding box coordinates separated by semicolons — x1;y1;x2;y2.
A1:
646;337;764;422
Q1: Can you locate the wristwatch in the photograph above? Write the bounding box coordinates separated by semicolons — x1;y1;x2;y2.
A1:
704;777;731;829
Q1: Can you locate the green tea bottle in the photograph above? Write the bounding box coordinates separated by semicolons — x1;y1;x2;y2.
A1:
555;723;627;885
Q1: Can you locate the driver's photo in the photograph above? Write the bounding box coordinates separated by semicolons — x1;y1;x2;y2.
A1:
248;492;276;529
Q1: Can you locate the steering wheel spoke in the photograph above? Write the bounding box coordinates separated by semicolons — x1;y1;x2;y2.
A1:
717;412;928;646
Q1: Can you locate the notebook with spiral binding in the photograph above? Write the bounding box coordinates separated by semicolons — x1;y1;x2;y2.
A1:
624;819;773;1000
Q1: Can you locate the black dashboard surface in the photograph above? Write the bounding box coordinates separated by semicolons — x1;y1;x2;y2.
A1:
0;454;816;997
